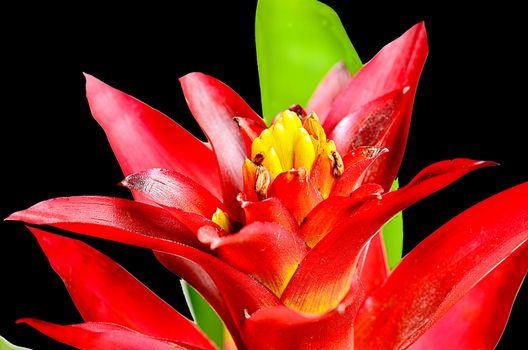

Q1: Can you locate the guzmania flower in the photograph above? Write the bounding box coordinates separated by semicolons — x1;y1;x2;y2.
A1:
7;22;527;350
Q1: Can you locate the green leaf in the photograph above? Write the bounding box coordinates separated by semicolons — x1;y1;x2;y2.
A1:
256;0;362;124
381;179;404;270
181;280;224;348
0;336;31;350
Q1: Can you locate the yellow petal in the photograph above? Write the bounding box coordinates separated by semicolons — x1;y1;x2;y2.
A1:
263;147;284;178
293;128;316;173
271;121;294;169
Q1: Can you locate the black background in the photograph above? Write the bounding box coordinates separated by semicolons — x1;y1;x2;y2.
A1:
1;2;526;349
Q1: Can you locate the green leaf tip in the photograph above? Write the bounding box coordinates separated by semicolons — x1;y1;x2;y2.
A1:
256;0;362;124
181;280;224;348
382;179;404;270
0;336;32;350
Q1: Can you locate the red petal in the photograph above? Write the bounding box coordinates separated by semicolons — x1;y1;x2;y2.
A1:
155;251;279;350
7;196;203;249
330;147;388;197
240;196;298;233
281;159;494;313
329;85;414;193
307;61;352;123
409;243;528;350
354;182;528;349
242;274;364;350
268;168;323;224
212;222;308;296
17;319;192;350
329;87;408;154
84;73;220;199
122;168;228;218
298;184;384;247
324;22;428;132
324;23;428;191
27;227;214;349
180;73;264;215
328;88;413;190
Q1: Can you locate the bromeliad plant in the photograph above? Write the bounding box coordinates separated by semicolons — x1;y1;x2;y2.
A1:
6;1;527;349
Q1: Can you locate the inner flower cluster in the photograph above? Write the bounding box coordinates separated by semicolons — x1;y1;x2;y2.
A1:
213;109;344;232
242;110;343;201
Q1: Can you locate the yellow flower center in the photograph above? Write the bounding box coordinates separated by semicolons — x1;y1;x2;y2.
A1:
252;110;336;178
242;110;343;201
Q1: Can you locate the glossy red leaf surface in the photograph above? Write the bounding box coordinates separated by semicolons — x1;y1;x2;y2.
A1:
84;73;220;199
155;252;280;350
354;182;528;349
324;23;428;191
298;184;384;247
307;61;352;123
329;87;408;155
409;243;528;350
122;168;228;218
8;197;279;349
329;88;412;191
356;233;389;296
27;227;214;349
213;222;308;296
324;22;427;132
243;274;364;350
281;159;493;313
180;73;264;215
7;196;203;249
18;319;192;350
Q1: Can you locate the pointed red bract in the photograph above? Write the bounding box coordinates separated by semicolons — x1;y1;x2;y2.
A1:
324;22;428;132
18;319;192;350
27;227;214;349
324;23;428;191
354;182;528;349
212;222;308;296
180;73;265;215
329;88;408;154
240;196;298;233
409;243;528;350
298;184;384;247
329;88;412;190
281;159;494;313
268;168;322;224
122;168;228;218
7;196;203;249
307;61;352;123
84;73;221;199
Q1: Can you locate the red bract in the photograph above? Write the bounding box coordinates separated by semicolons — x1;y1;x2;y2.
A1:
8;23;528;350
